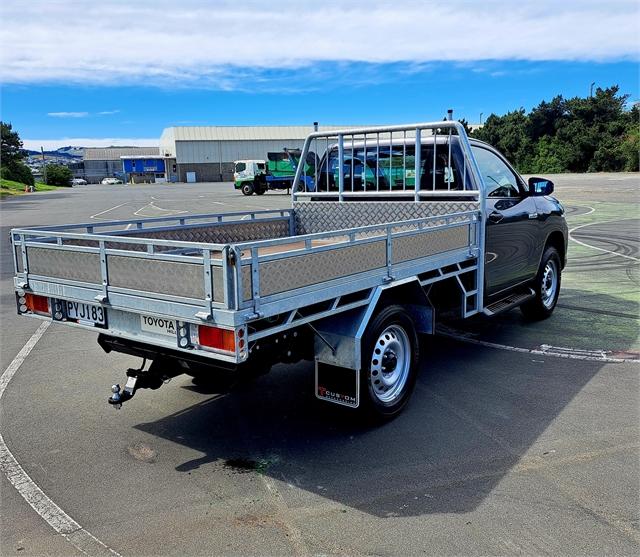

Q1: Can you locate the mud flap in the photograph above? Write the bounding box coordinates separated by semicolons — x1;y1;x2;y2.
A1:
315;361;359;408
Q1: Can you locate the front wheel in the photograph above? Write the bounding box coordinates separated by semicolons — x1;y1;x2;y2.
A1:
521;246;561;320
241;182;254;196
360;305;419;420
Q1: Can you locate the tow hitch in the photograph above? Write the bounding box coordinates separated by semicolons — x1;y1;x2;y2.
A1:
108;358;182;409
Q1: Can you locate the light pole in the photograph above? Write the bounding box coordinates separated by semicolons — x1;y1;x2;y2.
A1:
590;82;596;97
479;112;483;125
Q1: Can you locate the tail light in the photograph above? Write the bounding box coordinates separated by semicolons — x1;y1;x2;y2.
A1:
19;293;51;316
194;325;236;353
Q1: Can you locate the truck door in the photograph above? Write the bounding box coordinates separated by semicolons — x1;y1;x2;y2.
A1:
472;145;539;296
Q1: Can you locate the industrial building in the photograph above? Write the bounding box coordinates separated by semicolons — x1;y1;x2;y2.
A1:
83;147;159;183
121;155;167;184
159;125;346;182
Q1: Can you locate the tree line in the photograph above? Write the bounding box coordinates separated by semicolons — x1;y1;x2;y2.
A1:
1;122;72;186
469;85;639;174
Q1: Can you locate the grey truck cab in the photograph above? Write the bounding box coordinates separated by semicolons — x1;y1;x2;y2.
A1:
12;121;567;421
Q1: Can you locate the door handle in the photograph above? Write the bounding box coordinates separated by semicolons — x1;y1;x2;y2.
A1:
488;211;504;223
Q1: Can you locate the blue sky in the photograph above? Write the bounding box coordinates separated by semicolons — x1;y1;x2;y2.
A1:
1;1;638;149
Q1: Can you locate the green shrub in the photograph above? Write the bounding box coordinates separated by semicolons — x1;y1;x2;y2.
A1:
0;161;35;186
44;164;73;186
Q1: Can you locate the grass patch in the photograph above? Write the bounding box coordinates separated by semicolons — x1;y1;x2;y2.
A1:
0;178;60;197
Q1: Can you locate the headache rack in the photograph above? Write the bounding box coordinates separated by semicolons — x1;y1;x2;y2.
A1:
12;121;487;360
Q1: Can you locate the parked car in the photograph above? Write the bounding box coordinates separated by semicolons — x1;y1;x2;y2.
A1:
71;178;88;186
101;177;123;185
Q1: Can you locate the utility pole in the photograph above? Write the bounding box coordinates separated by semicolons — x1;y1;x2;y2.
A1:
41;146;47;185
590;81;596;97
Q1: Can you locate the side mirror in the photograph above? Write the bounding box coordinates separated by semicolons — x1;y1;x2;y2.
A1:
528;177;554;196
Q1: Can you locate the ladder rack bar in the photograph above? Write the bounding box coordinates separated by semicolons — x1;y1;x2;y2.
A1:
414;129;421;202
338;134;345;202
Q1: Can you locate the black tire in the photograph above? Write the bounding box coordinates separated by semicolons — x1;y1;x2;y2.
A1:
521;246;561;320
241;182;254;196
360;304;420;420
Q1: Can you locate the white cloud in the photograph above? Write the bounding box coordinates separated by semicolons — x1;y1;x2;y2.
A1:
47;111;89;118
2;1;638;88
47;110;120;117
22;138;158;150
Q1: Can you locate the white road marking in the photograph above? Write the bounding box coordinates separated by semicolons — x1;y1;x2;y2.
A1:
539;344;608;359
0;322;122;557
133;202;187;217
90;203;129;220
438;326;639;364
151;195;224;205
573;205;596;216
569;219;639;262
150;202;188;214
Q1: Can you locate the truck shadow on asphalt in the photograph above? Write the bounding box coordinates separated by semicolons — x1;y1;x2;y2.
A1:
134;332;615;518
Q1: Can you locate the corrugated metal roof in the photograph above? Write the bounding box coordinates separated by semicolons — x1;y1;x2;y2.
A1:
83;147;159;161
165;126;351;142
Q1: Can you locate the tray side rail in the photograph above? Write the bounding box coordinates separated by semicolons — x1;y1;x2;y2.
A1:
233;209;481;319
25;208;294;234
11;228;233;320
11;209;295;319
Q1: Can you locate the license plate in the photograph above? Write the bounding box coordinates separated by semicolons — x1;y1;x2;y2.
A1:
140;315;177;337
65;301;107;326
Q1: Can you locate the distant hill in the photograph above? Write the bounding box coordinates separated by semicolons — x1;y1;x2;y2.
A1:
25;146;83;160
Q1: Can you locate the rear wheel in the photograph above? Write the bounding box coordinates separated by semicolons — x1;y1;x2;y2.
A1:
521;246;561;320
360;305;419;420
241;182;254;196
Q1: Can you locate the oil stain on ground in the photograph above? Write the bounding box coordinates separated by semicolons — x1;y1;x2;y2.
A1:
223;457;278;474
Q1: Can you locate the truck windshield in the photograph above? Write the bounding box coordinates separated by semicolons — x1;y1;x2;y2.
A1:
235;162;246;172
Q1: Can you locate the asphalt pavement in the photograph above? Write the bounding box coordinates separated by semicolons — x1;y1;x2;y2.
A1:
1;174;638;556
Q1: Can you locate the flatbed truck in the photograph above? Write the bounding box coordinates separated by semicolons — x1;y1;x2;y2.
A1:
12;122;567;419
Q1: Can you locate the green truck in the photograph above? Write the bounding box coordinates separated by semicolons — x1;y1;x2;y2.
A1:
234;149;316;195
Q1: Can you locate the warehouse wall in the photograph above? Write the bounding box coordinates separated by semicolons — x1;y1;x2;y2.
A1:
174;139;307;164
83;160;124;183
176;162;235;182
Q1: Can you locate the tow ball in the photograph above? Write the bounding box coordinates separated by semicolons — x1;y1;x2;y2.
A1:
108;358;182;409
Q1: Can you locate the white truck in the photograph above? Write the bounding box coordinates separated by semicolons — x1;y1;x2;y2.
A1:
12;122;567;420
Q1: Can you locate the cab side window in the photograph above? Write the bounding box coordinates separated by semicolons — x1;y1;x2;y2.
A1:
472;146;522;198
